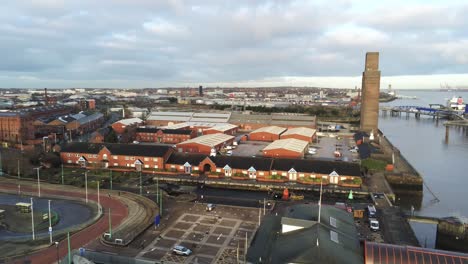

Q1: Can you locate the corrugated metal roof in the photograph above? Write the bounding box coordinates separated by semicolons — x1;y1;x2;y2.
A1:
364;241;468;264
147;115;191;121
115;118;143;126
251;126;287;135
263;138;308;153
282;127;317;138
177;133;234;147
205;123;238;132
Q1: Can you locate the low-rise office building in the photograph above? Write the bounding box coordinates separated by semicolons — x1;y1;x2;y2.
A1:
135;127;196;143
111;118;143;134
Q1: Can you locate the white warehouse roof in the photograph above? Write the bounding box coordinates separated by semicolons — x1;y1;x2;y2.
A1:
263;138;309;153
177;133;234;147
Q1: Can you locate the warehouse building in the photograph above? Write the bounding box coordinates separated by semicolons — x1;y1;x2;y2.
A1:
229;112;316;130
262;138;309;158
249;126;287;142
202;123;238;135
111;118;143;134
175;133;235;154
135;127;196;143
280;127;317;143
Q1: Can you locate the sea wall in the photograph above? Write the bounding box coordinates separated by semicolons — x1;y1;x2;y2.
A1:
436;218;468;253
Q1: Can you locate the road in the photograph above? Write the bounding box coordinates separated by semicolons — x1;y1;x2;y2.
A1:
0;180;128;264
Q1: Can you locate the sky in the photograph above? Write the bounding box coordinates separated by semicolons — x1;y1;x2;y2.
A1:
0;0;467;89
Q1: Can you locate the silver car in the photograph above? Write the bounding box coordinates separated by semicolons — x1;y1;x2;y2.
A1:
172;245;192;256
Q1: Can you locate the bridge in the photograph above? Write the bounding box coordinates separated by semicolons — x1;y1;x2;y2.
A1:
381;105;466;120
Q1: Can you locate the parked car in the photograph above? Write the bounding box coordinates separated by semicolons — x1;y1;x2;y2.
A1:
172;245;192;256
369;218;380;231
226;150;233;156
206;203;216;211
349;149;358;153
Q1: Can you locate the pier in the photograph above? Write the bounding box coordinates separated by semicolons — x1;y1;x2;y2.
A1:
381;105;465;120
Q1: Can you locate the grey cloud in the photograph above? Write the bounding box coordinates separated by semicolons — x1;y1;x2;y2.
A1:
0;0;466;88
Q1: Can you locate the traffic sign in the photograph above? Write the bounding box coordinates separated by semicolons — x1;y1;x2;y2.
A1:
79;247;85;256
48;227;52;233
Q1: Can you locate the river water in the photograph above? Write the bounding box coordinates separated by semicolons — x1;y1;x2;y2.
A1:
379;90;468;248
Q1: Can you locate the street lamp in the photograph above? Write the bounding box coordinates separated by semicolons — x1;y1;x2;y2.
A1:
48;200;53;244
84;171;88;204
35;167;41;197
54;241;59;263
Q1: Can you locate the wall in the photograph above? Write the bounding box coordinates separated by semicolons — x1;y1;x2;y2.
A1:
263;149;305;158
249;132;280;142
281;134;314;143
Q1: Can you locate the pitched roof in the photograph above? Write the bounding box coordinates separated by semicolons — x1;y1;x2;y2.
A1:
177;133;234;147
365;241;468;264
210;156;273;171
250;126;287;135
136;127;192;135
263;138;309;153
204;123;238;132
113;118;143;126
166;152;207;165
271;158;361;176
61;142;172;157
282;127;317;138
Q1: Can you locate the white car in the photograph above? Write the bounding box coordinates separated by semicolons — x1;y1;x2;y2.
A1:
369;218;380;231
308;150;317;155
226;150;233;156
349;149;358;153
173;245;192;256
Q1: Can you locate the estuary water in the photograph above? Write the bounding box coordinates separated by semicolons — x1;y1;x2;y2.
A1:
380;90;468;218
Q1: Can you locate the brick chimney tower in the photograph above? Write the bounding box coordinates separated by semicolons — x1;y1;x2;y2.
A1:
360;52;381;133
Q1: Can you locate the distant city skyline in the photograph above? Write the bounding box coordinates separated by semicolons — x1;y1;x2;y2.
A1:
1;1;467;89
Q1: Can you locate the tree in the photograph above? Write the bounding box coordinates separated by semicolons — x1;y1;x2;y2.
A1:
105;129;118;143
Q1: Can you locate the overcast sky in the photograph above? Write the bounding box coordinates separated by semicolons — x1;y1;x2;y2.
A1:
1;0;467;89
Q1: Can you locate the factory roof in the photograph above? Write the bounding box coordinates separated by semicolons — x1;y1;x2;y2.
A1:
204;123;238;132
263;138;309;153
250;126;287;135
113;118;143;126
177;133;234;147
282;127;317;138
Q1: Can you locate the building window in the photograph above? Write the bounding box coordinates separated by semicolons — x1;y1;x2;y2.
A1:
153;158;158;162
102;154;108;160
125;156;129;160
114;163;118;166
130;157;135;160
113;156;118;160
144;157;149;161
67;153;71;157
67;160;72;163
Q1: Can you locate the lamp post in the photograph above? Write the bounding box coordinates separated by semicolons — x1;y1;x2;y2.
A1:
97;180;101;214
35;167;41;197
31;197;35;240
84;171;88;204
54;241;60;263
48;200;53;244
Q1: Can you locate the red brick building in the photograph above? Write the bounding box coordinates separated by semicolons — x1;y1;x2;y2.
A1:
175;133;235;154
262;138;309;158
0;105;72;146
202;124;238;136
135;127;196;143
111;118;143;134
60;142;173;171
280;127;317;143
249;126;286;142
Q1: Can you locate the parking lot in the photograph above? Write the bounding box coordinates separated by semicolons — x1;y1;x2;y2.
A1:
138;203;259;264
230;141;269;157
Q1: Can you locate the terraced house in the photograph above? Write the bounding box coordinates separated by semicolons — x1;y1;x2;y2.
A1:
60;142;173;171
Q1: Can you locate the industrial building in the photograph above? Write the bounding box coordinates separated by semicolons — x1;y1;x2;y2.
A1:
249;126;287;142
360;52;381;133
262;138;309;158
229;112;316;130
202;123;238;135
146;111;231;127
280;127;317;143
111;118;143;134
175;133;235;154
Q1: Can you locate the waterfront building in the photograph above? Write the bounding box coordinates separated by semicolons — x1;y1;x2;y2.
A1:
360;52;381;133
262;138;309;158
280;127;317;143
246;204;363;264
249;126;287;142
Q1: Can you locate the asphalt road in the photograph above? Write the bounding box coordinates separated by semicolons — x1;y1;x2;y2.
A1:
0;180;128;264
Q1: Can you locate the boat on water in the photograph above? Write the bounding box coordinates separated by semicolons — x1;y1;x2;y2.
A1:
446;96;466;112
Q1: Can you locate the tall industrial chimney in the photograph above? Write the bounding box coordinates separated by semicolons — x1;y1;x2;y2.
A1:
360;52;381;133
44;88;49;106
199;85;203;97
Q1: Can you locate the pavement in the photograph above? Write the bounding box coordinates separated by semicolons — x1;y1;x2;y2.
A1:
0;179;129;264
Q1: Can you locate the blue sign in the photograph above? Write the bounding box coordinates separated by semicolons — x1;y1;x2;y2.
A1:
79;247;85;256
155;214;161;226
